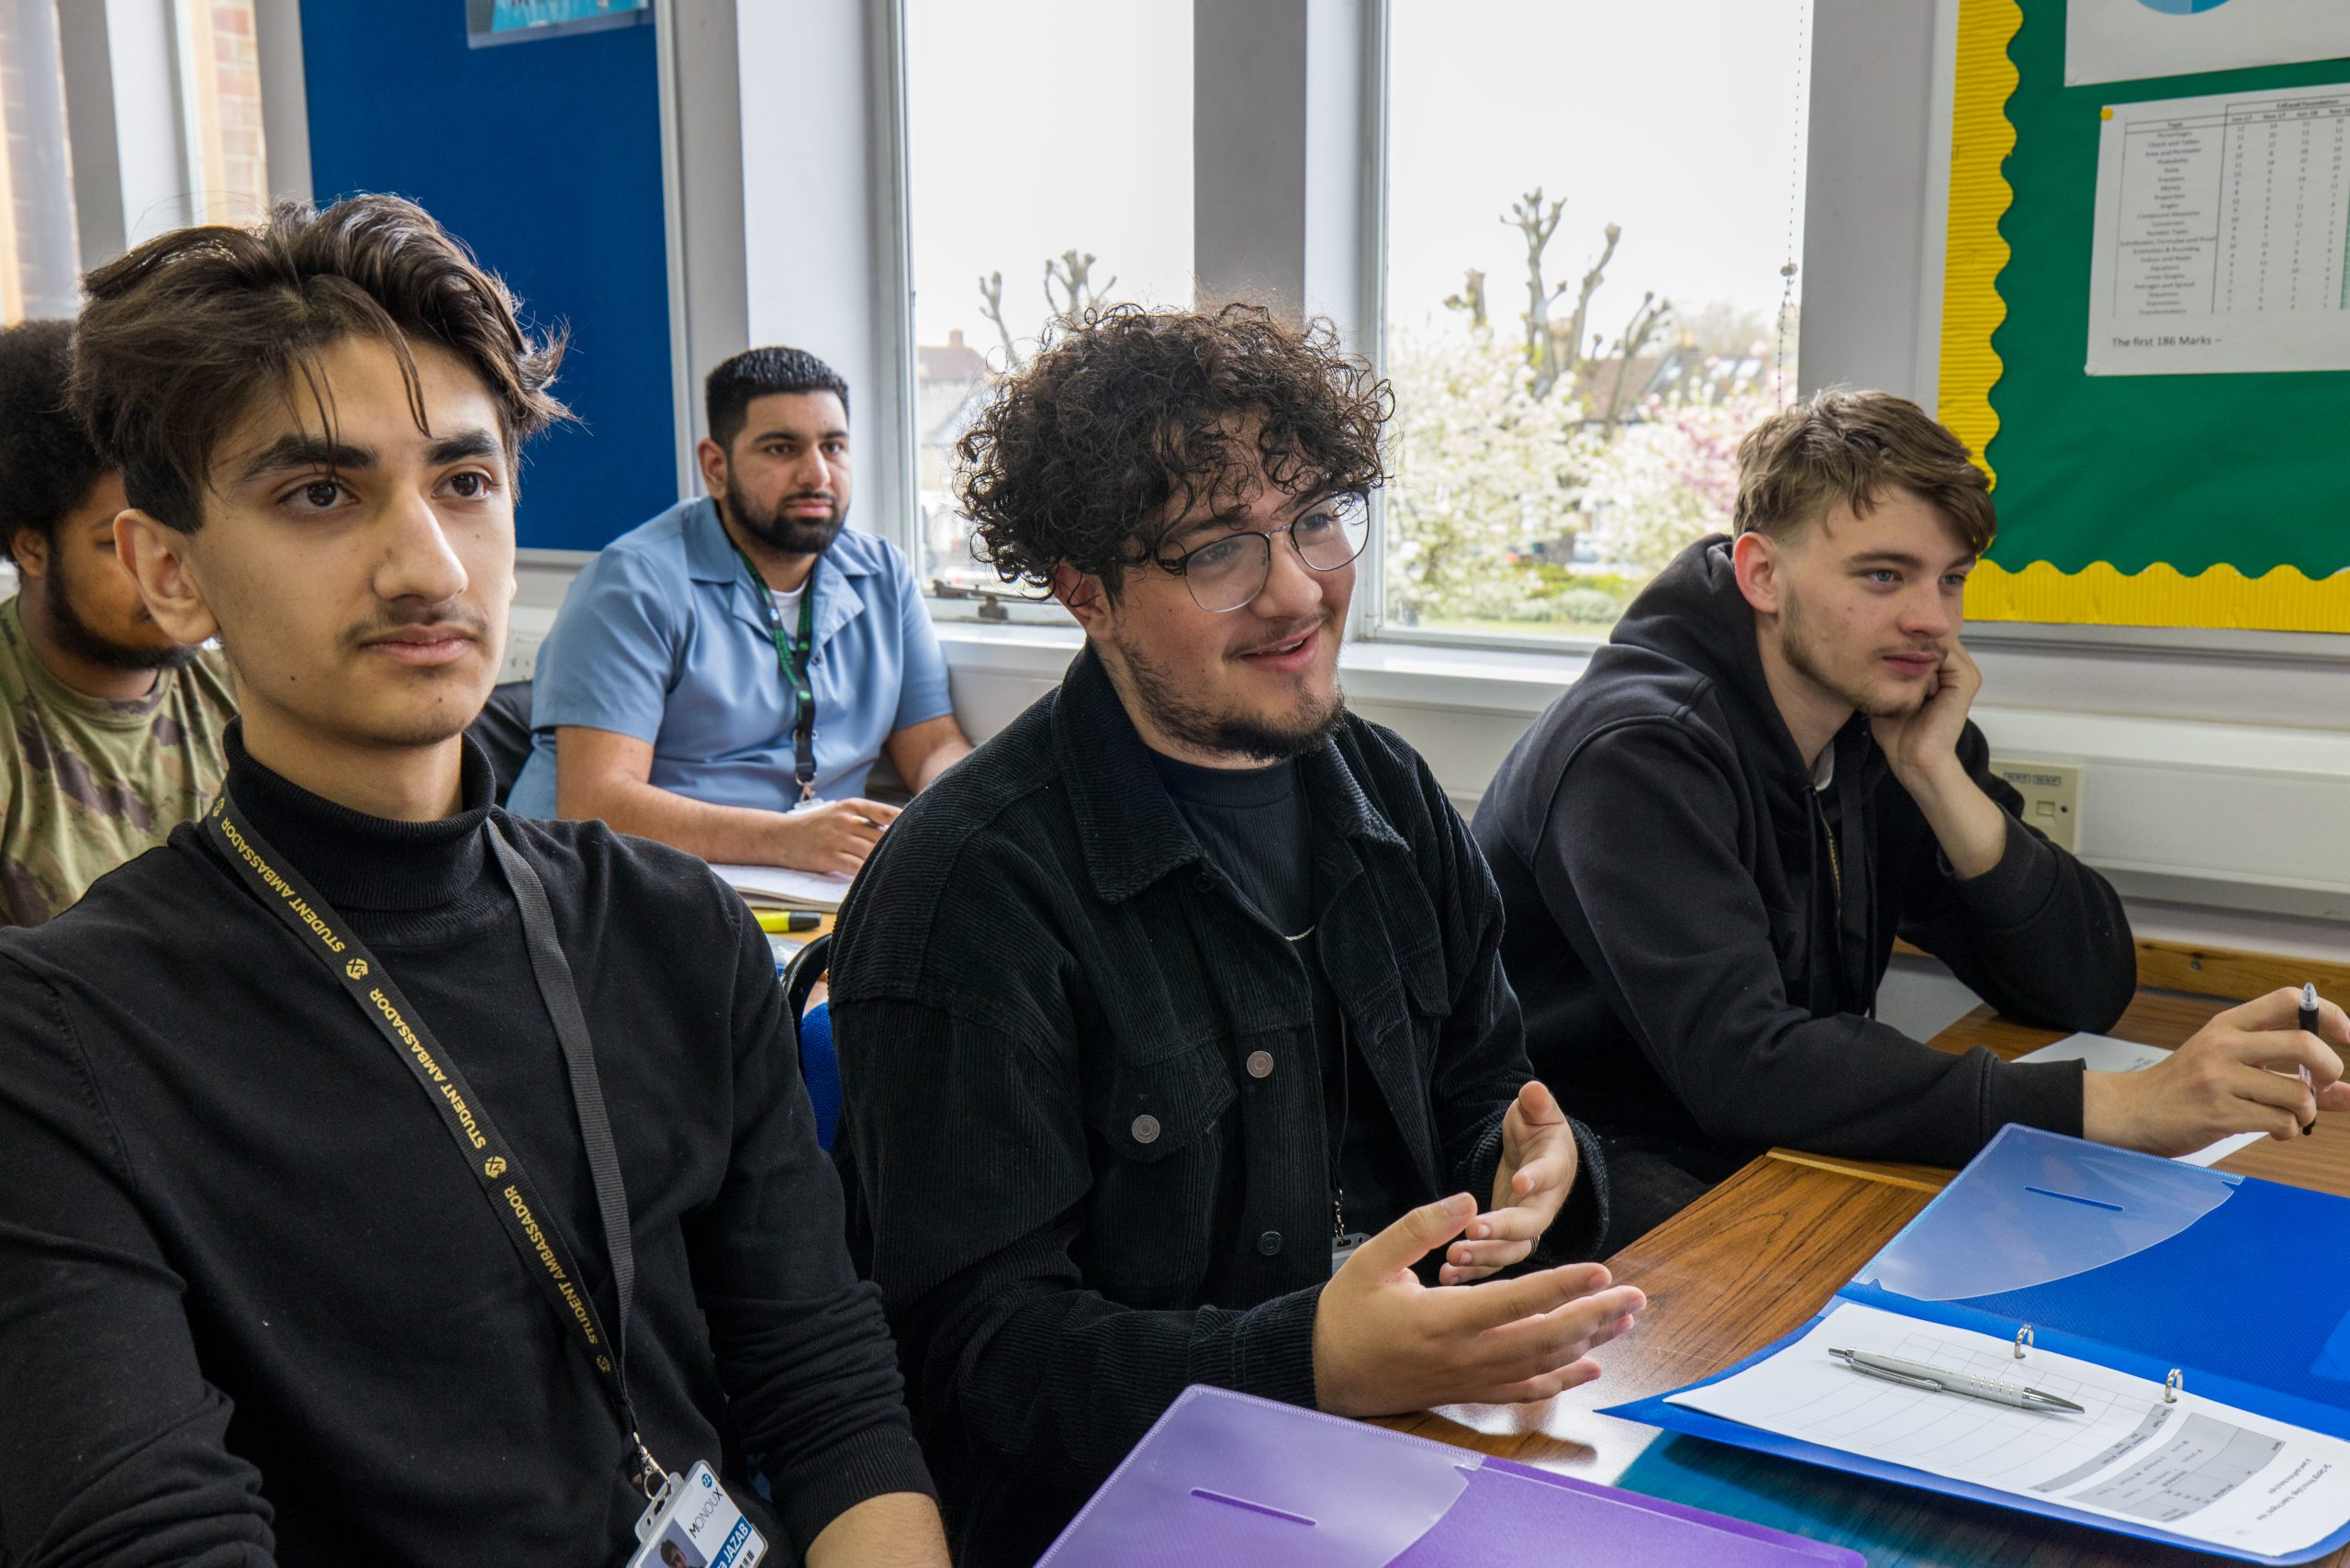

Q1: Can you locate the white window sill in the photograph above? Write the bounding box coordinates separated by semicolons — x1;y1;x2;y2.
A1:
934;618;2350;926
933;621;1593;719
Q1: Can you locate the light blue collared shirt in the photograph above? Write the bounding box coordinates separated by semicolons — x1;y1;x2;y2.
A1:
509;498;953;817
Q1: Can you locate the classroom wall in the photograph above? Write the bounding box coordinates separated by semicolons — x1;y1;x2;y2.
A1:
1800;0;2350;946
908;0;2350;968
504;0;2349;971
295;3;675;553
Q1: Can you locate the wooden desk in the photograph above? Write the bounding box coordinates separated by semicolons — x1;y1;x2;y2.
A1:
1380;991;2350;1565
1779;990;2350;1196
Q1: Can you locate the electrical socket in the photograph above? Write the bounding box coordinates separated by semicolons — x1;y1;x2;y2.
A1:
1989;757;2082;854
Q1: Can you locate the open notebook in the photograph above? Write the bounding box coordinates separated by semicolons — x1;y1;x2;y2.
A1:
707;863;853;911
1608;1126;2350;1563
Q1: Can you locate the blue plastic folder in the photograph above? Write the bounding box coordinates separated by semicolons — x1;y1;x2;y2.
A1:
1039;1385;1862;1566
1605;1125;2350;1563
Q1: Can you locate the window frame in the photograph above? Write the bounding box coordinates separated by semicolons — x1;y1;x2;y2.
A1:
1364;0;1820;658
885;0;1805;656
1354;0;1618;656
0;0;83;324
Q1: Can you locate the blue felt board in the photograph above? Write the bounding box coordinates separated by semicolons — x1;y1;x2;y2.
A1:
297;1;676;551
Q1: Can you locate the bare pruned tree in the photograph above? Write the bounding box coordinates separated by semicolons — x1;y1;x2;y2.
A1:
1506;189;1571;395
978;271;1018;368
1443;268;1489;330
1439;188;1678;441
976;250;1119;371
1045;249;1115;320
1505;189;1623;398
1598;290;1674;434
1556;222;1622;395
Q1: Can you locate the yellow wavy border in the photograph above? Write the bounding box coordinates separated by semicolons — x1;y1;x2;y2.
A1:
1969;560;2350;630
1937;0;2019;486
1941;0;2350;633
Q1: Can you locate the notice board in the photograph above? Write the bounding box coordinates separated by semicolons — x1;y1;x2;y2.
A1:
1941;0;2350;632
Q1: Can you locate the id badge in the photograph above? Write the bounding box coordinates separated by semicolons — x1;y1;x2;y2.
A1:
1330;1231;1371;1276
627;1461;767;1568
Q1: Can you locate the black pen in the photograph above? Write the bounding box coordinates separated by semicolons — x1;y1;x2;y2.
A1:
2303;982;2323;1137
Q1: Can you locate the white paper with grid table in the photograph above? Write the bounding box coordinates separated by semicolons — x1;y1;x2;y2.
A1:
1668;1302;2350;1559
2087;84;2350;376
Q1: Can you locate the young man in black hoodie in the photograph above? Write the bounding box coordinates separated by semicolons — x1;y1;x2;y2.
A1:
1474;390;2350;1238
0;197;946;1566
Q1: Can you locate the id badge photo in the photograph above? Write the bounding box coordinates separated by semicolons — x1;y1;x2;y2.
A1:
627;1461;767;1568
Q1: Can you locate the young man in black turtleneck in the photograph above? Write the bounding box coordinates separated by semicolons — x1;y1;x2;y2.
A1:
0;197;946;1566
1474;389;2350;1238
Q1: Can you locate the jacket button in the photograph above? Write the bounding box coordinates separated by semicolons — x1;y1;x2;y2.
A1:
1245;1050;1274;1080
1257;1230;1282;1257
1130;1114;1161;1145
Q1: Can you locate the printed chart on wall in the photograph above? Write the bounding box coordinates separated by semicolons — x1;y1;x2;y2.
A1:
2088;83;2350;375
1941;0;2350;633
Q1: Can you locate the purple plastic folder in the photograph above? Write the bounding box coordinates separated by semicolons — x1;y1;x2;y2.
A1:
1037;1386;1861;1567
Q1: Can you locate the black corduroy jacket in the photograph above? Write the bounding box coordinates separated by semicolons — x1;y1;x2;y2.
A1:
830;644;1607;1567
1473;535;2136;1180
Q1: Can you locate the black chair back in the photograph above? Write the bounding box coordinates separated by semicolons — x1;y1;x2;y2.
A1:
780;931;833;1034
466;680;535;808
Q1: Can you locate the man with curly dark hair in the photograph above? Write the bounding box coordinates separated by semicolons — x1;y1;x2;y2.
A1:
828;304;1642;1564
0;318;235;925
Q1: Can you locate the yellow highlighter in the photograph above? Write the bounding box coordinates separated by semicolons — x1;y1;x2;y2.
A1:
755;909;825;935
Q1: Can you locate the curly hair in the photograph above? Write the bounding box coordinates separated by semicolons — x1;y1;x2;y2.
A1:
957;303;1393;597
72;195;567;533
0;319;108;564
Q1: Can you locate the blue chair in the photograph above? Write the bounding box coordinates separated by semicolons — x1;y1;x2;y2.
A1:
780;933;839;1150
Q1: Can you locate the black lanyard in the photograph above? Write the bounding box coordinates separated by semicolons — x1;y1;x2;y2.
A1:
733;546;819;801
200;790;664;1490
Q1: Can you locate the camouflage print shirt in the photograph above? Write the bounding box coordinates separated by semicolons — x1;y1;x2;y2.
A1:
0;593;237;927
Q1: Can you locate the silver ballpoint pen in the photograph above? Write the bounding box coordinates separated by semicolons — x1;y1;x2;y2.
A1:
1828;1348;2087;1414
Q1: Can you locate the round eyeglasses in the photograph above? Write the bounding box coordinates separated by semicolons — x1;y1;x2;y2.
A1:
1155;491;1371;614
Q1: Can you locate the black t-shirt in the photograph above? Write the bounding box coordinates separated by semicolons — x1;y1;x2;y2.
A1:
1147;747;1414;1257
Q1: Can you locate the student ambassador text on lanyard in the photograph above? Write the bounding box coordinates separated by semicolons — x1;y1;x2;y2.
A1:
733;546;820;803
200;793;773;1562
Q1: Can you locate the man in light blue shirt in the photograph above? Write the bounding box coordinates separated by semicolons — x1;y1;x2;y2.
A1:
512;348;970;872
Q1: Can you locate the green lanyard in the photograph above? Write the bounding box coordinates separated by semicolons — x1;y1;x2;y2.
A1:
733;547;820;801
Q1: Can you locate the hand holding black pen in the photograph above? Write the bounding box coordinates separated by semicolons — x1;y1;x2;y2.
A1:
2080;984;2350;1155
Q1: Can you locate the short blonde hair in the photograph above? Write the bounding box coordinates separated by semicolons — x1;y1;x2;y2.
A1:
1732;389;1995;554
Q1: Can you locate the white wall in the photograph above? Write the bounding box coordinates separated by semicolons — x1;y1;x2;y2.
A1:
57;0;201;261
1797;0;2350;944
500;0;2350;969
923;0;2350;961
733;1;916;553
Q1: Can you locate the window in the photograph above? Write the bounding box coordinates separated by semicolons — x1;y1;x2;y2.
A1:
174;0;271;228
1379;0;1810;643
901;0;1194;613
0;0;80;324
